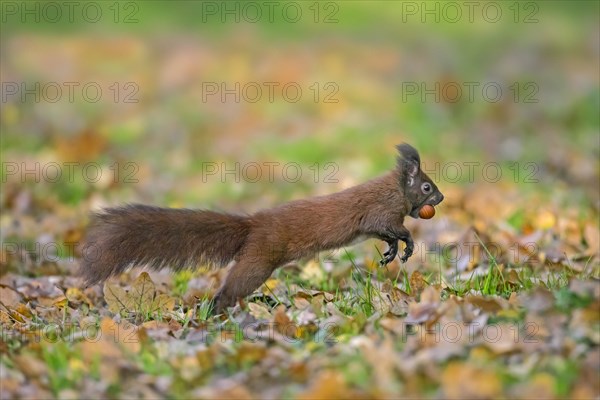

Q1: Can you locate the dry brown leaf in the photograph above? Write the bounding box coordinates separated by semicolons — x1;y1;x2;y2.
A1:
65;287;93;307
0;310;13;324
103;283;132;314
441;362;502;399
293;296;311;310
405;285;443;324
103;273;174;317
235;341;268;365
150;293;175;314
480;323;522;354
195;346;217;371
53;128;107;163
177;355;202;382
295;288;335;302
512;372;555;399
191;378;254;400
140;320;172;341
0;286;22;308
583;222;599;255
466;295;510;313
99;317;141;354
386;286;411;316
296;370;351;400
130;272;155;311
274;305;297;338
409;270;427;295
248;302;272;320
519;287;555;313
12;354;48;379
141;320;171;330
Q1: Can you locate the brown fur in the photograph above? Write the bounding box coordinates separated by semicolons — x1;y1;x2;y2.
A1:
80;144;444;313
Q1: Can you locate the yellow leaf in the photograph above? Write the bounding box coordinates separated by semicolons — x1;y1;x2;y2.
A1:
442;362;502;399
534;210;556;230
263;278;279;291
235;342;267;365
496;308;521;320
0;310;12;324
15;303;31;318
53;296;68;308
150;293;175;313
130;272;155;313
300;260;325;283
103;283;132;314
297;370;350;400
65;287;93;307
68;358;87;374
363;257;379;272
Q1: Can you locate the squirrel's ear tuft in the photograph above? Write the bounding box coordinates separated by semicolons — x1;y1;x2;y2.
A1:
396;143;421;183
396;143;421;164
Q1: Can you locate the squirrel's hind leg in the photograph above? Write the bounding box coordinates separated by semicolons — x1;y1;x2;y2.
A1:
212;258;278;314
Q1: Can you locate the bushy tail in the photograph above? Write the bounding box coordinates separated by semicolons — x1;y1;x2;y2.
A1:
79;204;251;285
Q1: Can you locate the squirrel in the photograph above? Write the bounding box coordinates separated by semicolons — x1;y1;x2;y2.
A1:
80;143;444;313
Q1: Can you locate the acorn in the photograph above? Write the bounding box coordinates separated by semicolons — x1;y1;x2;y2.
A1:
419;205;435;219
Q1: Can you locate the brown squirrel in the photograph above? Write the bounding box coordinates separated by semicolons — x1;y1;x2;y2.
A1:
80;144;444;313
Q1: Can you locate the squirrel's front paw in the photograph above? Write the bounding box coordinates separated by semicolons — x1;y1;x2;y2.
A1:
380;254;394;266
380;242;398;266
400;246;414;263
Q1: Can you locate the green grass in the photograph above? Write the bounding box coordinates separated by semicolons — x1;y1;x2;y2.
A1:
42;342;92;395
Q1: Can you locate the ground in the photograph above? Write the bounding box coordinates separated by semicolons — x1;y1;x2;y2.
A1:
1;2;599;399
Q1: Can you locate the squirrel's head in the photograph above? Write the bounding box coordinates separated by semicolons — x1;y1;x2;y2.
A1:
396;143;444;219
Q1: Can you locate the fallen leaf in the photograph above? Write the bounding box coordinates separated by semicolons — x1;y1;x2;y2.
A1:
405;286;442;324
442;362;502;399
409;271;427;295
300;260;325;283
274;305;297;338
103;283;132;314
466;295;510;313
150;293;175;314
130;272;155;312
296;370;351;400
65;287;93;307
12;354;48;378
534;210;556;230
480;323;521;354
248;302;272;320
519;287;555;313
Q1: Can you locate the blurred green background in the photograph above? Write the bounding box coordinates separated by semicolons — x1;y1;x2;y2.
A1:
1;0;598;213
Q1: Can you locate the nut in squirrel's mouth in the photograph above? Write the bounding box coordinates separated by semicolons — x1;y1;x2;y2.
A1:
418;204;436;219
411;193;444;219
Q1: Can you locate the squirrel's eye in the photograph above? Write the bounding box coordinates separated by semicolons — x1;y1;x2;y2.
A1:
421;182;431;193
